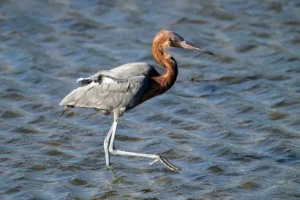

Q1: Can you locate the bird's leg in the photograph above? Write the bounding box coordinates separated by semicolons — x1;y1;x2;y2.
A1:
103;123;114;168
108;112;180;172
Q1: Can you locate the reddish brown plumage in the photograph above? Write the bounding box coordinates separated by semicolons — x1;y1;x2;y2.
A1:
140;29;178;103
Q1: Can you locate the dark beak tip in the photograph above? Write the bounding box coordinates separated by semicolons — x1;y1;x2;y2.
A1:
180;40;214;55
204;50;214;55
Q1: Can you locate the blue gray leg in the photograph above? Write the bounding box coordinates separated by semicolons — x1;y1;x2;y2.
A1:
106;110;180;172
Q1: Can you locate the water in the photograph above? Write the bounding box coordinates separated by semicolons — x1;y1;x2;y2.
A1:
0;0;299;199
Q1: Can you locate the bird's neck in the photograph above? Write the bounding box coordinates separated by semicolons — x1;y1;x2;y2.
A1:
152;43;178;88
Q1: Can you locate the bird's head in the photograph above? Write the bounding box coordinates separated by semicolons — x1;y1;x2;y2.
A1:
154;29;214;55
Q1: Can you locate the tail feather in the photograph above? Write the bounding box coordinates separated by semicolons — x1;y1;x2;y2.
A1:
51;105;74;124
59;105;73;118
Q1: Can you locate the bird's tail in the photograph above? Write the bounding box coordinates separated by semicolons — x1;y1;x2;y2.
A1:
51;106;74;124
59;106;72;119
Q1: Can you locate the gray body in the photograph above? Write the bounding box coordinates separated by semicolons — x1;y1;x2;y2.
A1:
58;29;211;171
59;62;159;115
59;61;179;171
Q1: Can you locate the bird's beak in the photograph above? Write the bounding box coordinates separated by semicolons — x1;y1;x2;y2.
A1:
179;40;214;55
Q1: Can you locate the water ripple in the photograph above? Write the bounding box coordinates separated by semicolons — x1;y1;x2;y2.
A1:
0;0;299;199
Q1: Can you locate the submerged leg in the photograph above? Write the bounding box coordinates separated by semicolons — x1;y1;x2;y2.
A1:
103;124;114;168
107;111;180;172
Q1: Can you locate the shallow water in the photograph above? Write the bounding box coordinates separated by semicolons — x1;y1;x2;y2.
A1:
0;0;299;199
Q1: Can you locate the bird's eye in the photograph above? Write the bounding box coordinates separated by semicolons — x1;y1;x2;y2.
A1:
170;38;177;45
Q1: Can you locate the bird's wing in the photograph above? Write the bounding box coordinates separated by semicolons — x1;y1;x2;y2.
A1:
59;75;148;111
76;62;159;86
83;62;159;83
108;62;160;78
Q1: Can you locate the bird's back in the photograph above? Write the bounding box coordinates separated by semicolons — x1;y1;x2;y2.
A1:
94;62;159;79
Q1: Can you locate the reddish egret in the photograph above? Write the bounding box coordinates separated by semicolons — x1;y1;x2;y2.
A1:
59;29;214;171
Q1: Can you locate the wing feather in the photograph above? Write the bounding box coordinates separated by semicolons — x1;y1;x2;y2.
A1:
59;76;148;111
76;62;160;86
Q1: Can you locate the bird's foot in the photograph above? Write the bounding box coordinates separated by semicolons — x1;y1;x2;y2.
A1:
149;155;180;172
106;163;116;170
106;164;111;169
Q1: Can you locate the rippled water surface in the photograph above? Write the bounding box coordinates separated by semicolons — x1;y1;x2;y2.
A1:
0;0;300;199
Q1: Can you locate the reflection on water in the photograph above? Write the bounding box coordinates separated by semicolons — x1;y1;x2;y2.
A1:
0;0;299;199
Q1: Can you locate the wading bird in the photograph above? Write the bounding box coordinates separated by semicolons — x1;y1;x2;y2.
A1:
59;29;214;171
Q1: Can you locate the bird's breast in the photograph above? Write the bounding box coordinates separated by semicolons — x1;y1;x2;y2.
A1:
139;76;171;103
